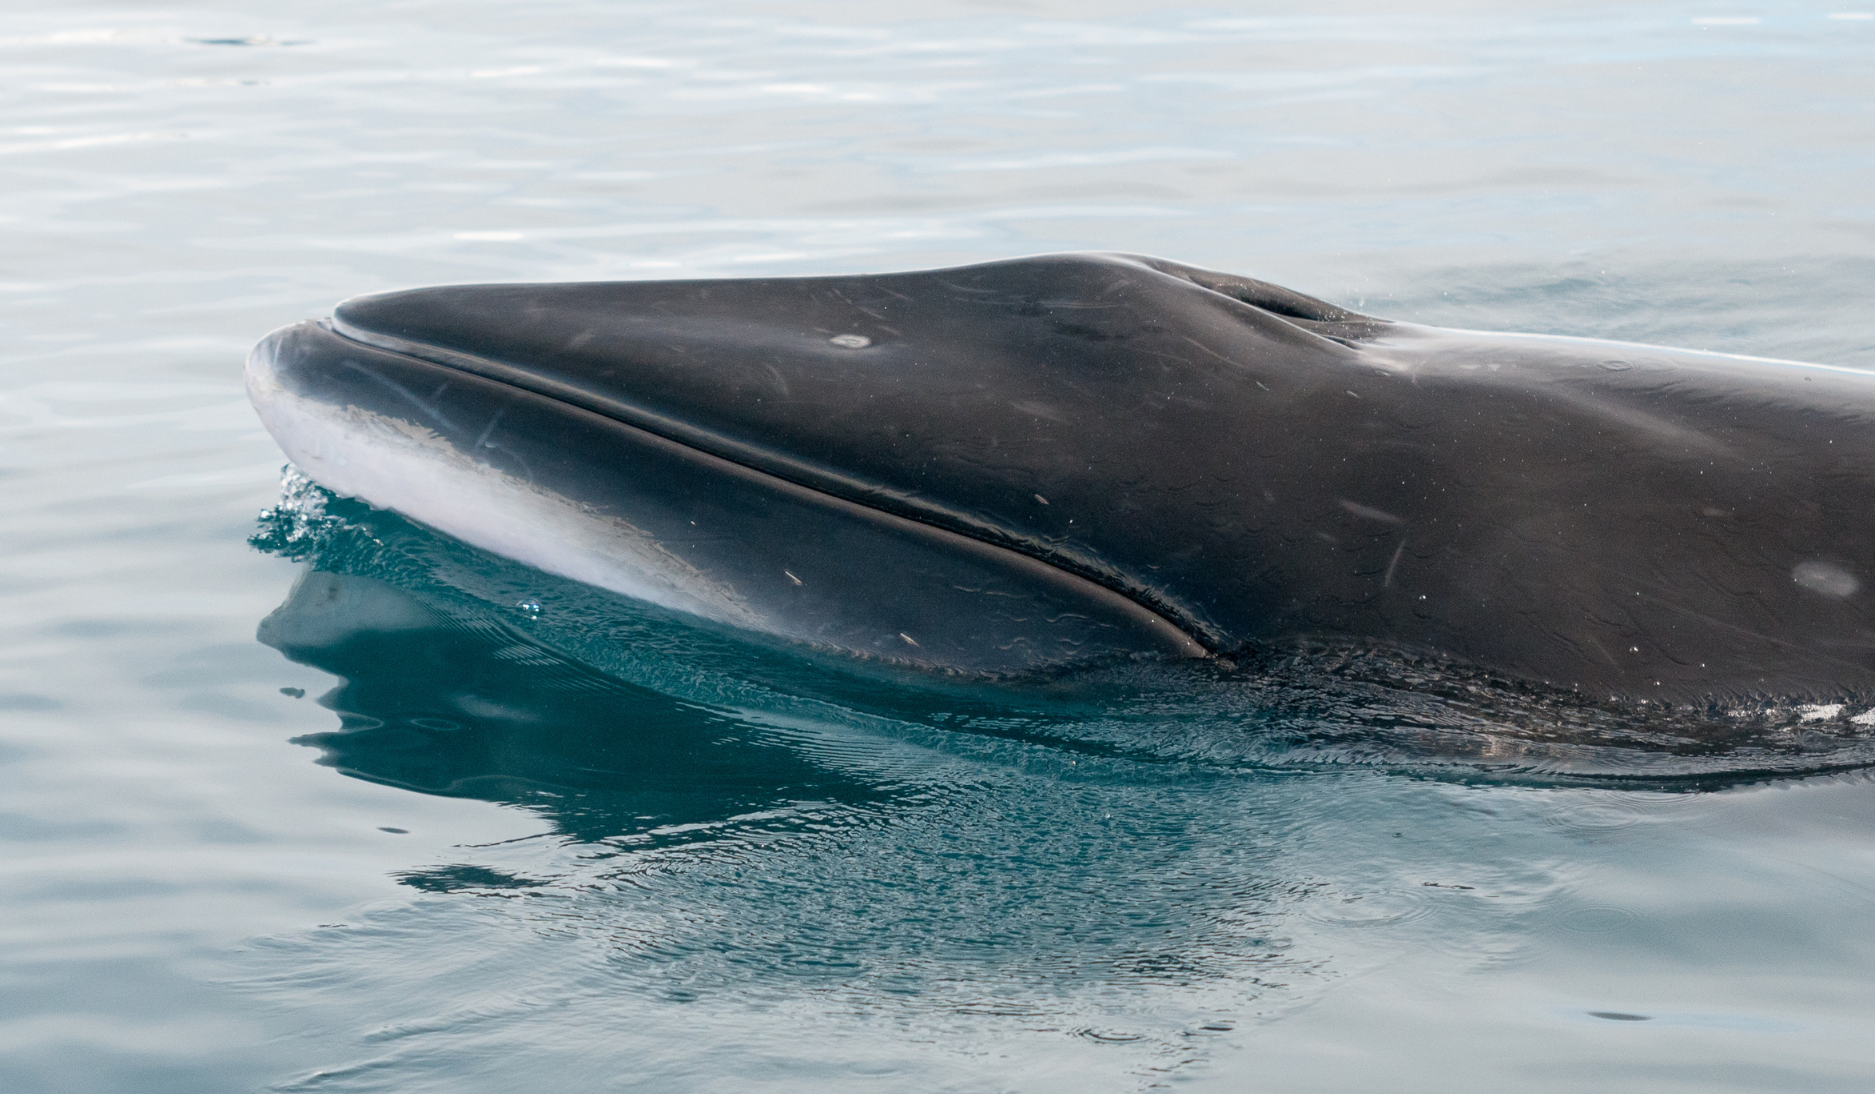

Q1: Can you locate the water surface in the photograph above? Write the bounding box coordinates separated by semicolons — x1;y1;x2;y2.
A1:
4;2;1874;1090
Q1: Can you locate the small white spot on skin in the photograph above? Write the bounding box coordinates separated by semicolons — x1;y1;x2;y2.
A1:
1010;399;1064;422
784;570;802;586
1793;560;1860;598
1799;704;1844;722
1339;499;1403;524
899;632;919;647
830;333;870;349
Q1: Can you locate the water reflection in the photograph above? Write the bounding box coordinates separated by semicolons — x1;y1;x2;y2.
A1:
260;569;887;851
250;565;1330;1072
245;498;1859;1087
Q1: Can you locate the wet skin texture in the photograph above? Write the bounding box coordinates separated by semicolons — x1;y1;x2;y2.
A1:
248;253;1875;700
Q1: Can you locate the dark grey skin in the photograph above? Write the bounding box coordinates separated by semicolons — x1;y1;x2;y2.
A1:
248;253;1875;701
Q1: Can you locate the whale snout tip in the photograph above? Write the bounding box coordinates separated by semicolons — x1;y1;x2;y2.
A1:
243;320;313;410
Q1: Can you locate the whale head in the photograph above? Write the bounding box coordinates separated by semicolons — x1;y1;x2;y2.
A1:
249;253;1875;698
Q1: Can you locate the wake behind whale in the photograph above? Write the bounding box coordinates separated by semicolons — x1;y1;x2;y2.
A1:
247;253;1875;713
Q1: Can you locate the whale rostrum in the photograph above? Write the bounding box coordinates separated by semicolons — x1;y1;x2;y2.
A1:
246;253;1875;699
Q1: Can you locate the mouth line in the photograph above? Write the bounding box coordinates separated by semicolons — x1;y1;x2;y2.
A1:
321;317;1217;651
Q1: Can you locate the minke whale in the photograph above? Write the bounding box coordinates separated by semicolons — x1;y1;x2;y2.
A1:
247;253;1875;700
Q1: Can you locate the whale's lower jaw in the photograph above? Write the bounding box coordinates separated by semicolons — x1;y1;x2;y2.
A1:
247;335;765;630
245;321;1205;674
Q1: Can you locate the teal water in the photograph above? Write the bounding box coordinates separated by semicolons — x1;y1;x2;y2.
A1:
4;2;1874;1090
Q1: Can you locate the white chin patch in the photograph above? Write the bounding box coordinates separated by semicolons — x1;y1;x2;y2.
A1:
248;379;762;630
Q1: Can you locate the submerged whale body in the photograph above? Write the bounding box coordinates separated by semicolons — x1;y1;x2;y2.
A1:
247;253;1875;700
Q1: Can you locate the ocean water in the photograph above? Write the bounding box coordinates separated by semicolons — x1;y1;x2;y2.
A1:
4;1;1875;1090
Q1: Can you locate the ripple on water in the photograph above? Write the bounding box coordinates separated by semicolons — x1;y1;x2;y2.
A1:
1540;792;1674;840
1553;905;1645;936
1303;887;1438;930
